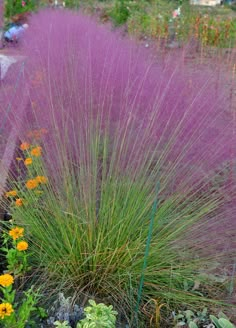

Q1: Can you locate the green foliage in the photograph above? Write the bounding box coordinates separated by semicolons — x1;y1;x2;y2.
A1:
54;321;72;328
4;0;36;20
107;0;131;25
210;313;235;328
64;0;81;9
18;0;236;47
174;309;235;328
76;300;117;328
7;136;234;325
174;307;209;327
127;3;236;47
0;222;41;328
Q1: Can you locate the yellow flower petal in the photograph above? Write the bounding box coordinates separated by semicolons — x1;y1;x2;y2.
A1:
0;303;14;319
0;274;14;287
9;227;24;240
26;179;39;190
16;241;28;251
20;142;30;151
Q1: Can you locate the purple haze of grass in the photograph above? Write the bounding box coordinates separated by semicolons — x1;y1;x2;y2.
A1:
2;9;236;308
17;10;235;187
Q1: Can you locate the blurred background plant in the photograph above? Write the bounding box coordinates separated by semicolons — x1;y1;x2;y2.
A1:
1;0;236;48
173;308;235;327
4;0;37;22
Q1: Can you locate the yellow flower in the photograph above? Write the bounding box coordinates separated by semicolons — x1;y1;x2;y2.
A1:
36;176;47;184
0;274;14;287
30;146;42;157
9;227;24;240
20;142;30;151
26;179;39;190
24;158;33;166
5;190;17;197
0;303;14;319
16;241;28;251
15;198;23;207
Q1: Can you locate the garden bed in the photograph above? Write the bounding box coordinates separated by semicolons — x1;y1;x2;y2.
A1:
0;7;236;327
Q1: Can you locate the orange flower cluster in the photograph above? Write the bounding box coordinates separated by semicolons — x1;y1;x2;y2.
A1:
36;176;48;184
24;158;33;166
0;226;29;321
27;128;47;140
15;198;23;207
31;146;42;157
26;179;39;190
5;190;17;198
9;227;24;240
20;142;30;151
26;175;47;190
16;241;28;252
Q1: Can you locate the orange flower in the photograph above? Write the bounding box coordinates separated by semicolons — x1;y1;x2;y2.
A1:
27;128;47;140
20;142;30;151
0;274;14;287
31;146;42;157
5;190;17;197
36;176;47;184
9;227;24;240
27;130;40;139
16;241;28;251
26;179;39;190
24;157;33;166
15;198;23;207
0;303;14;319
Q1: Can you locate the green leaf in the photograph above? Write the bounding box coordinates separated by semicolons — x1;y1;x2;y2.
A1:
189;322;199;328
218;312;230;320
210;315;221;328
37;306;48;319
218;318;235;328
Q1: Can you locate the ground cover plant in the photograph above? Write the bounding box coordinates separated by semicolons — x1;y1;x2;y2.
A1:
1;7;236;327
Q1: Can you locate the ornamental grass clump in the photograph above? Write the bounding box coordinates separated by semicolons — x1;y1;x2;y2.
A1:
2;8;236;325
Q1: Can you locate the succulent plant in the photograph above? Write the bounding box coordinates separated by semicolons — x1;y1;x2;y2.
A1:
46;293;84;328
210;315;235;328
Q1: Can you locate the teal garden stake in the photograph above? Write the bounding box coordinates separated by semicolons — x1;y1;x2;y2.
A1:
135;182;160;324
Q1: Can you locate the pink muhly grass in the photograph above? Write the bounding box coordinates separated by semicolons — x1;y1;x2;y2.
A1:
20;10;235;187
2;8;236;318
